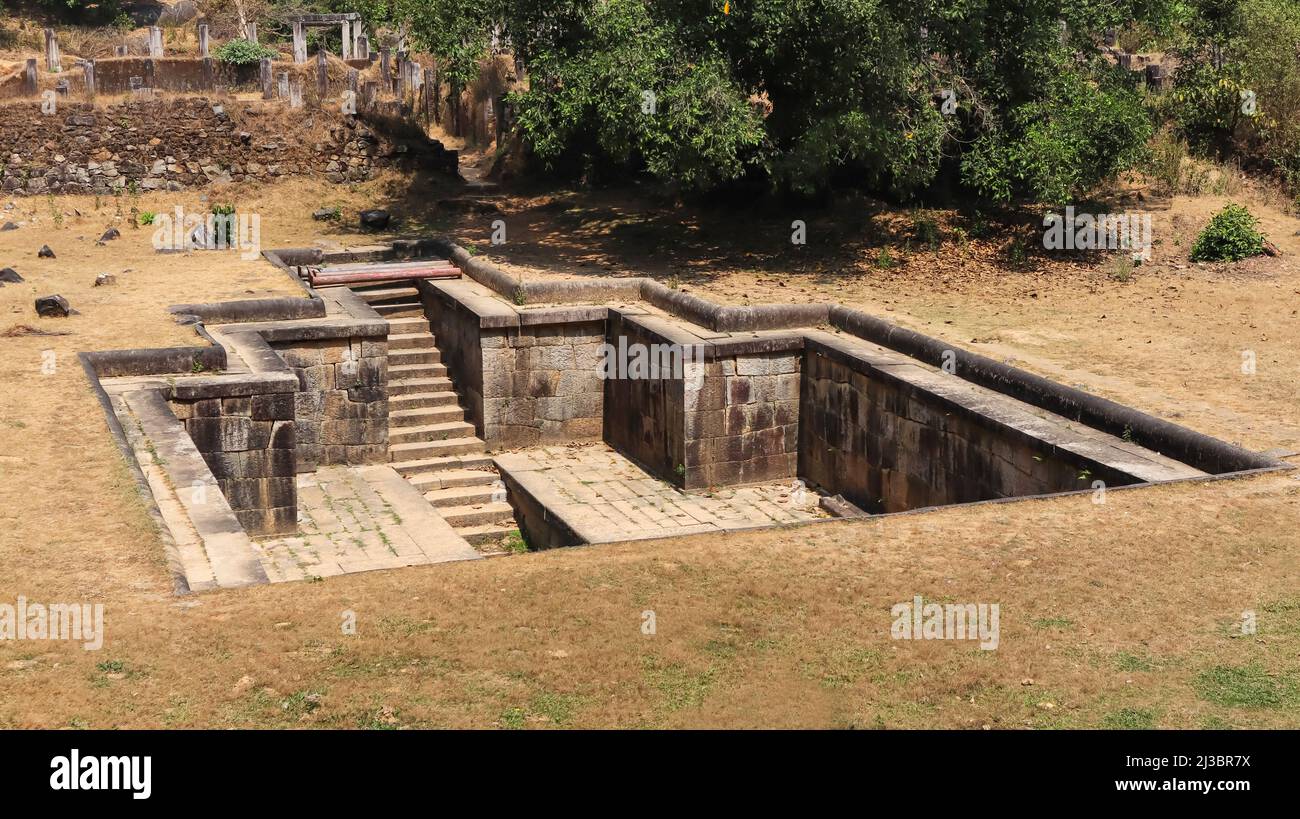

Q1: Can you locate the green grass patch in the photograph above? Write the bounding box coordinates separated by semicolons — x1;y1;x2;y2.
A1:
1101;707;1157;729
1194;664;1296;709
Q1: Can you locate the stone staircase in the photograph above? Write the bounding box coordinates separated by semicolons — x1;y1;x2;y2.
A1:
353;284;519;549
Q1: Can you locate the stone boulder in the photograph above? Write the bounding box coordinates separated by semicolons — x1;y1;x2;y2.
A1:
0;267;23;284
35;295;71;317
37;245;55;259
359;209;391;230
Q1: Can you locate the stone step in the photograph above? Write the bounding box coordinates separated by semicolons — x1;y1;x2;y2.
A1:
387;376;453;395
357;286;420;304
440;501;515;528
385;316;431;334
388;435;485;460
390;453;495;476
388;420;475;446
389;390;461;409
389;405;465;427
406;467;499;491
389;355;446;374
386;332;437;351
372;301;424;318
424;484;501;509
389;362;445;380
456;522;518;548
388;347;442;365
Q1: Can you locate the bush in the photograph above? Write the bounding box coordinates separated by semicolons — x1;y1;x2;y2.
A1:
1190;203;1266;261
214;39;277;66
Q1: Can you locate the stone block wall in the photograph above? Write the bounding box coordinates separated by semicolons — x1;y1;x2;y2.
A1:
169;391;297;535
798;347;1138;513
272;336;388;471
683;351;801;489
482;322;605;448
602;313;685;483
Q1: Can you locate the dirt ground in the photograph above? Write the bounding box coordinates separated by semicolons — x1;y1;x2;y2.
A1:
1;171;1299;729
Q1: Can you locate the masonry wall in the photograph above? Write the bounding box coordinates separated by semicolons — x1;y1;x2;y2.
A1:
602;313;685;484
684;351;801;489
422;286;485;433
272;336;388;472
0;98;455;195
482;322;605;448
798;347;1139;513
169;391;297;536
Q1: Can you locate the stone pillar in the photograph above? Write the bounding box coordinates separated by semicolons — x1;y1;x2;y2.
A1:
148;26;163;58
341;20;352;60
44;28;61;72
431;66;440;124
362;80;377;112
260;58;273;100
246;22;258;44
356;35;369;61
380;48;391;91
198;24;210;58
83;60;96;98
277;71;289;99
289;79;303;109
201;57;216;89
353;26;363;58
395;56;406;98
24;59;38;96
292;22;307;63
143;58;156;88
316;49;329;100
422;69;434;122
348;68;359;97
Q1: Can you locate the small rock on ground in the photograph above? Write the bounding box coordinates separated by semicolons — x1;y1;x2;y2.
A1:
35;295;71;317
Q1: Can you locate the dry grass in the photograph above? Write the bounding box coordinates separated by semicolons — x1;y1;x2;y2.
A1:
2;175;1300;728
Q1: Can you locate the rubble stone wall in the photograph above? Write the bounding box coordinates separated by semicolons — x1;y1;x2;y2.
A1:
0;97;455;195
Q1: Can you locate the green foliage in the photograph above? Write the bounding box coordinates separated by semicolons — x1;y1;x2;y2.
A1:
1162;0;1300;192
214;39;278;66
138;211;156;226
1189;203;1265;261
962;63;1153;204
509;0;764;190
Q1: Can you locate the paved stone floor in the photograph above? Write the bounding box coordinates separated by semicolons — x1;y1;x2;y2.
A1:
253;465;480;582
496;444;828;544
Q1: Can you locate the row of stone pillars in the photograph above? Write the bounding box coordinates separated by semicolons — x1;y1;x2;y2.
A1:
290;19;369;64
41;20;374;72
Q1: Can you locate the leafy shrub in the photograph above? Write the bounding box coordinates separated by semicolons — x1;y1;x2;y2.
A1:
138;211;156;226
214;39;277;66
210;203;236;246
1190;204;1266;261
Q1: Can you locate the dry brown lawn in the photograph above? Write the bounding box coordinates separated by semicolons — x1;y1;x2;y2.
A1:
1;174;1299;729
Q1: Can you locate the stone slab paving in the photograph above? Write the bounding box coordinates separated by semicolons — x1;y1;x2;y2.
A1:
495;444;828;544
253;464;480;582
